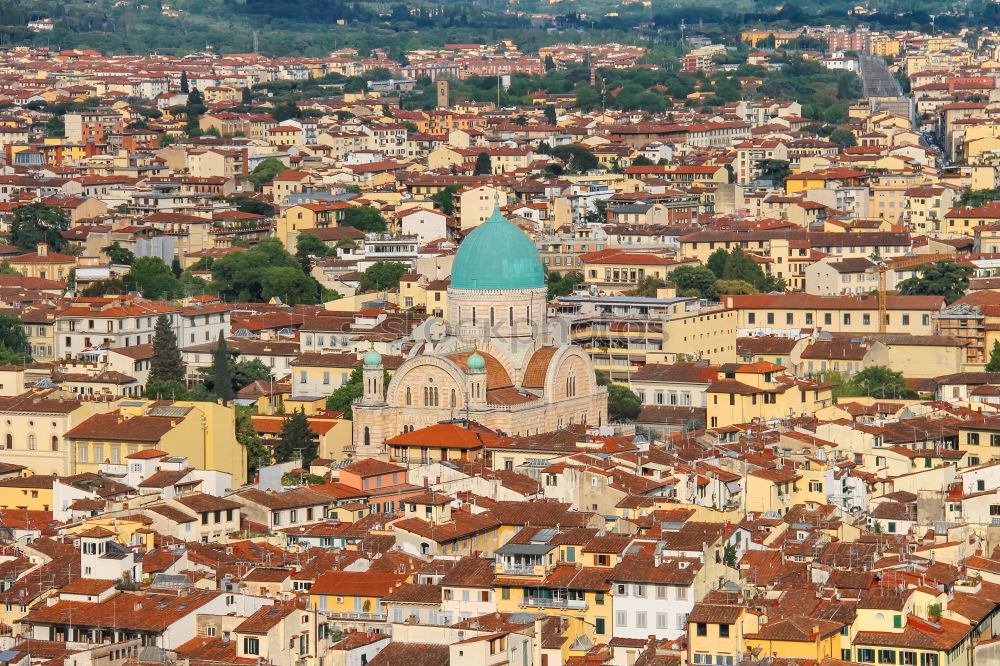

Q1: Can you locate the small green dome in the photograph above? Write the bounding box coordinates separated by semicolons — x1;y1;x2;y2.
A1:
451;206;544;290
467;351;486;371
363;348;382;367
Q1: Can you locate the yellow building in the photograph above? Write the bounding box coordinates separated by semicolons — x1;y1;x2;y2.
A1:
64;515;155;551
0;390;115;477
687;603;758;666
745;617;843;661
494;564;611;641
8;243;76;282
310;570;408;617
0;474;53;511
275;201;353;247
705;361;833;429
64;399;248;486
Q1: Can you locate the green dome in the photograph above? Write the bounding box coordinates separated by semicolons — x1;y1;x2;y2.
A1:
363;348;382;368
467;351;485;371
451;207;544;290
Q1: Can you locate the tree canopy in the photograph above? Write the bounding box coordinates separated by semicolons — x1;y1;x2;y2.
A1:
10;203;70;254
897;261;974;305
149;314;184;384
212;238;322;305
358;261;408;294
341;205;387;233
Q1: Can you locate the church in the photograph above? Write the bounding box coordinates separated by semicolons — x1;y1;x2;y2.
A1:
351;205;608;456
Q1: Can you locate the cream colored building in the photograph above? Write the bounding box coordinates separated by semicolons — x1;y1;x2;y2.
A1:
352;207;607;454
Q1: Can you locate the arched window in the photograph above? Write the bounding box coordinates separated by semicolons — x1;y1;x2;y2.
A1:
363;427;371;448
509;307;514;325
490;307;495;327
423;386;429;406
51;436;58;452
472;308;476;326
5;434;10;450
27;435;35;451
433;387;440;406
451;389;456;407
420;542;430;555
406;387;411;405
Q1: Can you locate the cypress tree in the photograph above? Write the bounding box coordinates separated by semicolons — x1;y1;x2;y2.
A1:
275;410;318;466
210;333;235;402
180;70;189;94
149;314;184;383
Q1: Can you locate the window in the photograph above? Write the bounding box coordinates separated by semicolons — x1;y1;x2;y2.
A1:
243;637;260;655
595;617;605;635
696;622;707;637
656;613;668;629
635;611;647;628
719;623;730;638
615;610;627;627
857;648;875;663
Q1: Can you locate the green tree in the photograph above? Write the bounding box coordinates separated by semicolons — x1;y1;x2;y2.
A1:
595;370;611;387
0;260;19;276
607;384;641;422
10;203;70;253
546;271;582;299
171;257;182;278
234;359;271;391
237;406;269;479
550;144;599;173
212;238;320;304
846;366;917;399
430;185;461;215
723;543;738;567
274;410;318;466
544;105;557;124
242;86;253;105
706;248;730;278
209;333;235;402
714;279;758;295
669;265;718;299
631;276;666;298
341;206;387;232
180;70;189;94
272;100;302;123
987;341;1000;372
756;159;791;186
0;313;30;365
631;155;655;167
126;256;180;299
101;242;134;265
829;127;857;148
473;152;492;176
722;248;766;287
143;379;191;400
262;266;321;305
958;188;1000;207
897;261;974;304
247;158;289;188
296;233;331;259
149;314;184;384
327;366;363;419
358;261;408;294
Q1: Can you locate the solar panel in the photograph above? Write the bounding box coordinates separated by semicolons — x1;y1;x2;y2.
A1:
533;528;558;543
149;406;192;418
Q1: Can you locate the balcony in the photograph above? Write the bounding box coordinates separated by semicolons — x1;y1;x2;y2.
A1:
500;564;542;576
324;611;387;622
520;597;587;610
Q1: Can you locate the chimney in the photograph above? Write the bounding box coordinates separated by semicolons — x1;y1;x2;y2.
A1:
36;243;47;257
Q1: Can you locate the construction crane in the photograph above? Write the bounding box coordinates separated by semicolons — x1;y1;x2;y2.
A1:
868;255;936;333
